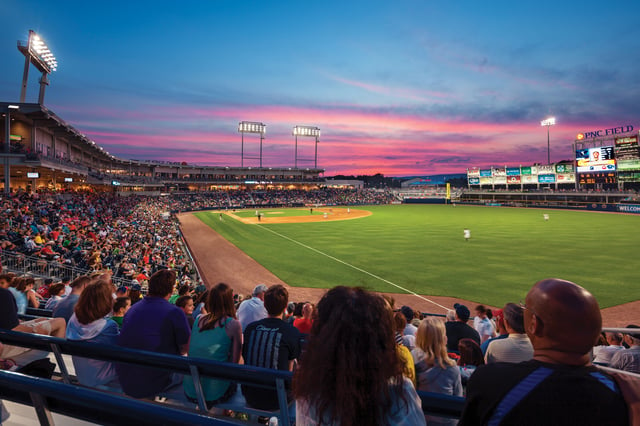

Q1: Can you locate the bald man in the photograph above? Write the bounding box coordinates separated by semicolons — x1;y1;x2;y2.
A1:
459;278;628;426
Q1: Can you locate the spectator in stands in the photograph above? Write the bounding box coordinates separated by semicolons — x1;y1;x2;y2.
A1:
484;303;533;364
459;278;629;425
53;275;91;323
111;297;131;328
66;277;120;388
0;273;66;366
393;311;416;350
412;316;463;426
293;286;425;426
609;325;640;374
36;277;54;299
392;312;417;385
183;283;242;409
44;283;66;311
480;308;508;354
401;305;417;336
458;338;485;385
8;276;30;314
128;282;143;305
293;302;314;335
593;331;625;365
242;284;300;411
473;305;496;343
115;286;129;298
236;283;268;332
192;289;208;318
116;269;191;399
445;303;480;352
169;284;191;304
175;295;195;328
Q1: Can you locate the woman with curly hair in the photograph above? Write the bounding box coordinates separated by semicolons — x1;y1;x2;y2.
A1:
293;286;425;426
412;316;463;426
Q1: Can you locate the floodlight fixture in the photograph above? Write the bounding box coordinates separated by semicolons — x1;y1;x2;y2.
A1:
18;30;58;104
540;117;556;127
292;125;321;169
540;117;556;164
238;121;267;168
8;105;20;110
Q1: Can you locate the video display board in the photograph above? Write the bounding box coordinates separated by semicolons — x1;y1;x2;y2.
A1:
615;136;640;171
576;146;616;172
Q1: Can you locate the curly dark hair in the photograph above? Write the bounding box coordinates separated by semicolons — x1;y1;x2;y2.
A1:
292;286;407;425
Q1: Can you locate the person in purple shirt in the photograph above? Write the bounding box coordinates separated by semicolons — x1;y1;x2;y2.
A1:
116;269;191;398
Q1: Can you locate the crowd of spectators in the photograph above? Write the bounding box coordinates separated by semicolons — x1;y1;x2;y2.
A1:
2;187;640;424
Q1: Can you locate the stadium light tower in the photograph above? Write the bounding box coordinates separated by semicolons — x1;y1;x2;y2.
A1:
292;125;321;169
238;121;266;168
541;117;556;164
17;30;58;104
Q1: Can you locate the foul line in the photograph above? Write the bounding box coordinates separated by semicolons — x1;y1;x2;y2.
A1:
259;226;449;311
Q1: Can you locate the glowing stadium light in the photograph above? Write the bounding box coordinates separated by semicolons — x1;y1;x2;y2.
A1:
238;121;267;168
18;30;58;104
292;125;321;169
541;117;556;164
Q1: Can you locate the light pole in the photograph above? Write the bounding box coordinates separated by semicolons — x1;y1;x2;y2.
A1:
292;125;321;169
540;117;556;164
237;121;266;168
17;30;57;104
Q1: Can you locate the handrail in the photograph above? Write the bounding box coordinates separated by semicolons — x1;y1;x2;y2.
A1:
0;370;236;426
0;329;467;419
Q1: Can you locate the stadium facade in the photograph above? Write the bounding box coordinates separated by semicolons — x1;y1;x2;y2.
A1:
1;102;325;194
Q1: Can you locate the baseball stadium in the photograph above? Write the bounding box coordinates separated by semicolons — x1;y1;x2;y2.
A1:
1;29;639;426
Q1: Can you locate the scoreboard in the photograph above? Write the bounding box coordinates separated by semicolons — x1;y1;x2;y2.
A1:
578;172;616;184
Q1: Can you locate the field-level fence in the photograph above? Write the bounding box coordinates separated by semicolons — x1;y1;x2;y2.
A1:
0;251;133;289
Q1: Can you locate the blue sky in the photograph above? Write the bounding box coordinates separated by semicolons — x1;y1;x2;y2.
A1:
1;0;639;176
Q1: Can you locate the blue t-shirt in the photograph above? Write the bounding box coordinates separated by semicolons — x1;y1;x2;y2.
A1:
53;294;80;323
116;296;191;398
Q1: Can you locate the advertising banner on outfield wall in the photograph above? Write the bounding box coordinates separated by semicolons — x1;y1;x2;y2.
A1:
537;165;555;174
506;167;521;176
479;177;493;185
556;173;576;183
507;176;521;184
494;176;507;184
522;175;536;184
556;164;574;173
468;177;480;185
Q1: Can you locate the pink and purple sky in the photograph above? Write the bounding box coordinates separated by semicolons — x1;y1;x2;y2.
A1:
1;1;639;176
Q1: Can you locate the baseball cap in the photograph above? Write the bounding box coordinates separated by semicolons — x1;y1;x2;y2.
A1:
454;303;471;322
625;324;640;339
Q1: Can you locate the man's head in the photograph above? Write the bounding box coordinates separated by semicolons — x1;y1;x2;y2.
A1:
605;331;623;346
454;303;470;323
475;305;487;319
69;275;91;294
524;278;601;362
623;325;640;347
148;269;177;298
302;303;313;319
503;303;525;334
264;284;288;317
252;284;268;300
0;274;13;289
400;305;414;323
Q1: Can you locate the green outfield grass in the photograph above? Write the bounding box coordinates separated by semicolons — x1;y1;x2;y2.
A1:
194;205;640;308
